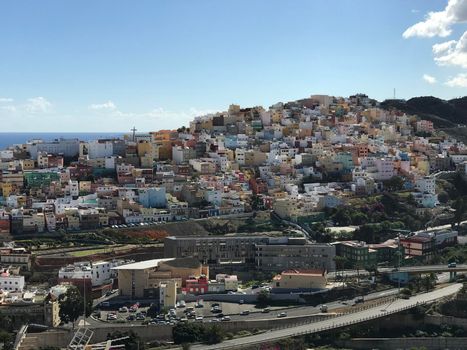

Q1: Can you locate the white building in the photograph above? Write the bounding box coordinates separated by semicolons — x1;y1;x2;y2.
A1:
58;260;127;287
0;269;25;292
415;176;436;195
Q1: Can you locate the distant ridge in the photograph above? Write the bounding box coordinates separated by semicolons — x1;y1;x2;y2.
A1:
380;96;467;128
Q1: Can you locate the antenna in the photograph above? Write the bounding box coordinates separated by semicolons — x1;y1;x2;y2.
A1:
131;127;137;142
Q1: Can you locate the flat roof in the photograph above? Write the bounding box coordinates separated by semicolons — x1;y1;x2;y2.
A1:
112;258;174;270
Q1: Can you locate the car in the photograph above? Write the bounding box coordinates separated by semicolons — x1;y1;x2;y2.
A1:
240;310;250;316
216;313;225;318
211;307;222;313
179;300;186;307
100;301;110;308
195;302;204;308
126;315;136;321
211;303;220;307
221;316;231;321
210;319;220;323
277;312;287;318
107;313;117;321
195;316;204;322
320;305;328;313
251;285;259;289
261;308;270;313
355;297;364;304
448;262;457;268
119;306;128;313
136;314;145;321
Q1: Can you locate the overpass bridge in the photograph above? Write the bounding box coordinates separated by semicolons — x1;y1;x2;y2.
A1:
193;283;463;350
378;264;467;281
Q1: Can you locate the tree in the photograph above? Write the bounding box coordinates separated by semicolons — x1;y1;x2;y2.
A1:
0;331;13;350
383;176;404;192
453;197;467;229
422;273;437;292
58;286;91;328
256;290;271;308
202;324;224;344
106;330;145;350
173;323;204;344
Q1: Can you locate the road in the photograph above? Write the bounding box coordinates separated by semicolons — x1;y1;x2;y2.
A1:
379;264;467;274
193;283;463;350
87;288;400;328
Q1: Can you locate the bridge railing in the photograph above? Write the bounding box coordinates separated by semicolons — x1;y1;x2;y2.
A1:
222;298;428;350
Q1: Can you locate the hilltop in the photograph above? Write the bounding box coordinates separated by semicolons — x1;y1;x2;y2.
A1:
380;96;467;128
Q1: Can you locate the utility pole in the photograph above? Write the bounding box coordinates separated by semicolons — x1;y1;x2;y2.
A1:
397;233;401;296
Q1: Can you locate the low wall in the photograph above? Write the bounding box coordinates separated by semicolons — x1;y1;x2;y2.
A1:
181;293;303;303
337;337;467;350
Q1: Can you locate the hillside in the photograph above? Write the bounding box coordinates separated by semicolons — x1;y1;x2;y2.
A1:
380;96;467;128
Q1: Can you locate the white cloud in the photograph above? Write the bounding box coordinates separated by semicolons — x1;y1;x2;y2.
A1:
433;31;467;68
403;0;467;38
446;73;467;87
89;100;117;111
0;98;13;103
0;105;16;112
423;74;437;84
432;40;457;54
25;97;52;113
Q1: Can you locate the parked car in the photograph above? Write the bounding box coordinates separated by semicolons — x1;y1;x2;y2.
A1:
195;316;204;322
261;308;270;313
221;316;231;321
126;315;136;321
119;306;128;313
107;313;117;321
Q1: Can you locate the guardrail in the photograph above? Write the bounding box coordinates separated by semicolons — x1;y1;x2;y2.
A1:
221;297;429;350
13;324;28;350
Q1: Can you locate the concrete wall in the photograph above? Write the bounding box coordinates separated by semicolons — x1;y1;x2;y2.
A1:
337;337;467;350
181;292;303;303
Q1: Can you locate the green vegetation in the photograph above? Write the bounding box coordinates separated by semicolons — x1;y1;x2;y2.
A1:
106;330;145;350
68;247;110;257
172;323;225;345
58;286;92;328
381;96;467;128
256;290;271;308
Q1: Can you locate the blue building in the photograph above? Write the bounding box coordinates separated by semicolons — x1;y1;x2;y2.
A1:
138;187;167;208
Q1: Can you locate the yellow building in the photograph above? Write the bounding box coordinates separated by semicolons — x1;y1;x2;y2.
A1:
21;159;35;171
79;181;92;193
159;280;177;308
1;182;13;197
114;258;207;299
273;269;327;291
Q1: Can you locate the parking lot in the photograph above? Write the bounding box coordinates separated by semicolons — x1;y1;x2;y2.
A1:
90;299;285;326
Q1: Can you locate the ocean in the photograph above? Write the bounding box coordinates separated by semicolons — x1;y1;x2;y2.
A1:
0;132;125;150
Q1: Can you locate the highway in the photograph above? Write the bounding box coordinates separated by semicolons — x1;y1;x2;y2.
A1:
193;283;463;350
378;264;467;274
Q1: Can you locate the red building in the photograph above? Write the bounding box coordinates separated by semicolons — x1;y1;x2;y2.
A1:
0;212;10;234
400;236;435;261
182;275;209;295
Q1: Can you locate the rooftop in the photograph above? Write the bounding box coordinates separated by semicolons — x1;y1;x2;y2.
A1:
112;258;174;270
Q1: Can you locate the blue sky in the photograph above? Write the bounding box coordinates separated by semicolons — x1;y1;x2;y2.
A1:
0;0;466;131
